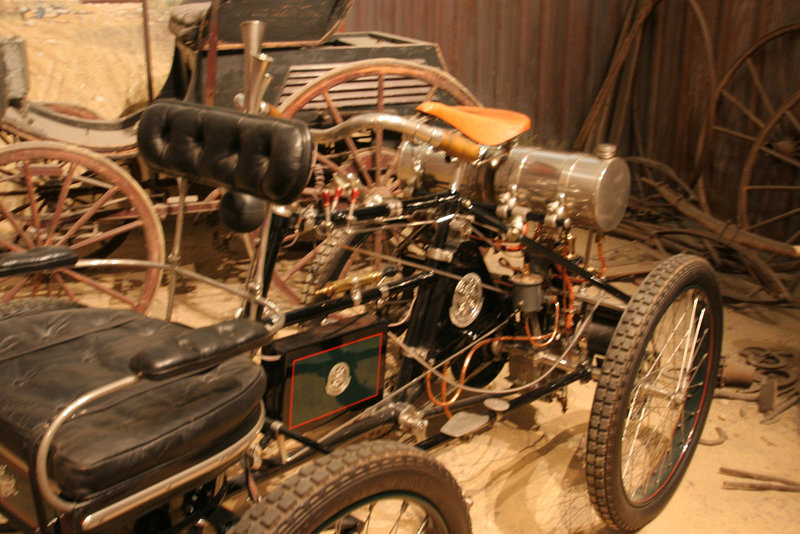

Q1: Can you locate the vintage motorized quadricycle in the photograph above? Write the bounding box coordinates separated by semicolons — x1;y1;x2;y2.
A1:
0;92;722;533
0;0;480;311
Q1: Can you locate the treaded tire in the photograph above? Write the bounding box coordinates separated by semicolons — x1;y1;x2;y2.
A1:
232;440;471;534
0;297;83;321
586;255;723;531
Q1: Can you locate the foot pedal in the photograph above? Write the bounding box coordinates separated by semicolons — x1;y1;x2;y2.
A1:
483;398;510;413
440;411;490;438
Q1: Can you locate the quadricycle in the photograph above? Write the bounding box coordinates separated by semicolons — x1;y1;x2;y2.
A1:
0;89;722;533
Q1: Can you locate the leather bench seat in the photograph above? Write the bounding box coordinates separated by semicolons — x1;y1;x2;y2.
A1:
0;307;265;500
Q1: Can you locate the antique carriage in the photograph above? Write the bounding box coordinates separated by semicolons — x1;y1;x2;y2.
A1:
0;0;479;312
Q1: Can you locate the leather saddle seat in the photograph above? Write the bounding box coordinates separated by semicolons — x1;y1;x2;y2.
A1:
0;305;266;501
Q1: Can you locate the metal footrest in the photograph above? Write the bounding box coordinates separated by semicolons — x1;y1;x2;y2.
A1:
440;411;490;438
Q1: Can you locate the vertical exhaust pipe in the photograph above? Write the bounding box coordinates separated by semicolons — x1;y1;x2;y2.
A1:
237;20;274;114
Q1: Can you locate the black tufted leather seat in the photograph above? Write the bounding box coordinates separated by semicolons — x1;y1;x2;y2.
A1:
0;306;266;500
137;99;313;206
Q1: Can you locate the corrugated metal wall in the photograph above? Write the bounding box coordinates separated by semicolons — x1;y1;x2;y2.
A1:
346;0;631;147
345;0;800;219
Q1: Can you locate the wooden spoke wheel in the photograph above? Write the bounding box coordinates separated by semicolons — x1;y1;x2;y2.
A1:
0;141;165;312
704;24;800;246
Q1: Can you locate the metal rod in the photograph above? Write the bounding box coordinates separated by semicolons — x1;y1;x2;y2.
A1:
165;177;188;320
141;0;154;102
204;0;221;106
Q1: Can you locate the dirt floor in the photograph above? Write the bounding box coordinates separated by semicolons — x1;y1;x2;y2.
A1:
0;2;798;533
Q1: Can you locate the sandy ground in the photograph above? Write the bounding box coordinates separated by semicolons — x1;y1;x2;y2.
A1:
0;2;798;532
0;0;175;118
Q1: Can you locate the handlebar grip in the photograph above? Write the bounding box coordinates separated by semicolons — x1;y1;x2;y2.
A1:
437;131;482;161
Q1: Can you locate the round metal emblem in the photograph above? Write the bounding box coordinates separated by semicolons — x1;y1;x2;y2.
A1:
325;362;352;396
449;272;484;328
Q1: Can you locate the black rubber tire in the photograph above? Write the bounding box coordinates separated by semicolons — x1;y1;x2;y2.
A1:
232;440;471;534
303;228;363;303
0;297;82;321
586;254;723;531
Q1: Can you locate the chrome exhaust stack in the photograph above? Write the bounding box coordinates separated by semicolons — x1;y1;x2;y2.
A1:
235;20;274;114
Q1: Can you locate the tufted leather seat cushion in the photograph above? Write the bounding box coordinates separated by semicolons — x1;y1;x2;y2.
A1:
0;307;265;500
137;99;313;206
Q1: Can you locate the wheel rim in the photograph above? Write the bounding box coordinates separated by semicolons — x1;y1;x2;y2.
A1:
318;492;452;533
0;142;164;312
620;285;715;503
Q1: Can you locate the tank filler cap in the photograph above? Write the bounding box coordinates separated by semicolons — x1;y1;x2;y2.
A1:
594;143;617;159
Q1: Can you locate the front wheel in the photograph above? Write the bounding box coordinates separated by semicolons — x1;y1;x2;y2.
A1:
232;440;471;534
586;255;723;531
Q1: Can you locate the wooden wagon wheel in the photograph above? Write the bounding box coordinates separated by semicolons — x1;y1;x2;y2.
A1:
703;24;800;243
268;59;481;305
738;89;800;248
0;141;165;312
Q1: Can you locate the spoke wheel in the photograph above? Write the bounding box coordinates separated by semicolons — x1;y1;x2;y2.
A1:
231;440;471;534
0;141;165;312
587;254;722;531
703;24;800;240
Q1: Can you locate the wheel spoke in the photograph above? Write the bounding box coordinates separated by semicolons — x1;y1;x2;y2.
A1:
54;186;118;246
67;219;144;252
379;153;401;187
677;297;703;394
22;162;43;245
721;89;765;129
0;235;25;252
746;205;800;232
44;161;78;245
59;267;138;309
268;271;303;305
712;125;757;142
375;73;386;186
755;143;800;171
422;83;440;103
1;274;33;302
745;58;776;117
53;271;78;302
390;500;409;533
322;91;373;186
0;191;37;249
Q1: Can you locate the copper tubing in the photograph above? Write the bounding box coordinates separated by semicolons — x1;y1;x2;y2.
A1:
596;235;607;278
554;264;575;330
425;303;560;417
